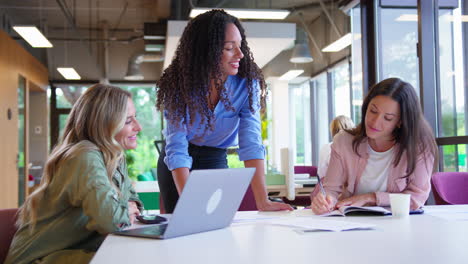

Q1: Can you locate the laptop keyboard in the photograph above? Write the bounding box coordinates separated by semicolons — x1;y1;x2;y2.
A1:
139;224;168;236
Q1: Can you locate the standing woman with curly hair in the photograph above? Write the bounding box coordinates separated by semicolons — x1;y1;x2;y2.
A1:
156;9;292;213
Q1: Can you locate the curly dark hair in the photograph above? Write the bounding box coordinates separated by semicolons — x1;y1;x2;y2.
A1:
156;9;267;132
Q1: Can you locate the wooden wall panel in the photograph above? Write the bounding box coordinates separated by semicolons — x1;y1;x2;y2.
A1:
0;30;48;209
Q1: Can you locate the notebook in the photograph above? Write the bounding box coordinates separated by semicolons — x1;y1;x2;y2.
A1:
320;206;425;217
321;206;392;216
114;168;255;239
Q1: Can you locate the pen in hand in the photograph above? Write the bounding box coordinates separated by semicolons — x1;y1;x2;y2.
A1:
316;175;332;212
316;175;326;197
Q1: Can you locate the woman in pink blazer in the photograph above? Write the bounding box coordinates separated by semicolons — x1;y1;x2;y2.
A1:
311;78;437;214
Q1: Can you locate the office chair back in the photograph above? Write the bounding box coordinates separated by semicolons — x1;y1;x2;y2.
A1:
0;208;18;264
431;172;468;205
238;186;257;211
294;166;318;177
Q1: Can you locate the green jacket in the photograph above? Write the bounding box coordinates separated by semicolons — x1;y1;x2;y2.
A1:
5;147;142;264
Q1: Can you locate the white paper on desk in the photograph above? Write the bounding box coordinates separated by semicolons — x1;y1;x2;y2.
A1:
233;211;281;223
427;211;468;221
268;218;376;232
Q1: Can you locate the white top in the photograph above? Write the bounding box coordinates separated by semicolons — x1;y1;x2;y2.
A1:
317;142;332;177
355;144;394;195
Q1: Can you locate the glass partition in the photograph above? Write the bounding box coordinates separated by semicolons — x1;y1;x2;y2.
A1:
290;80;312;165
379;8;419;93
17;76;26;205
436;1;467;171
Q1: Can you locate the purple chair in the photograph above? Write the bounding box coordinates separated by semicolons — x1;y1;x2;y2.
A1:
238;186;257;211
431;172;468;205
294;166;318;177
0;208;18;264
282;166;318;206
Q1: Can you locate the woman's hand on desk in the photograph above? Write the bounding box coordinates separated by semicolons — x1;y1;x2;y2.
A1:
335;193;377;208
311;193;336;215
127;201;140;225
257;200;294;211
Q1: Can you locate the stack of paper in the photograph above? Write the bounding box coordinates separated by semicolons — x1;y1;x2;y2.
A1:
269;218;376;232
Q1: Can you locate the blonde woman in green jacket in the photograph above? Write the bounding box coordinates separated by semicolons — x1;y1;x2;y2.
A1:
5;84;143;264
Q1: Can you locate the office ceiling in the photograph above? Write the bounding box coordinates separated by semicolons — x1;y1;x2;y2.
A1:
0;0;345;82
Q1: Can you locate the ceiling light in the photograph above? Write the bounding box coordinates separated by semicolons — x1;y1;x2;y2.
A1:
279;69;304;81
13;26;53;48
290;43;313;63
124;62;144;81
444;15;468;22
57;67;81;80
322;33;352;52
189;8;290;20
290;27;313;63
395;14;418;22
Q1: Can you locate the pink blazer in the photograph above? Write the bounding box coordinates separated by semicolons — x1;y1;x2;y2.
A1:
312;131;434;210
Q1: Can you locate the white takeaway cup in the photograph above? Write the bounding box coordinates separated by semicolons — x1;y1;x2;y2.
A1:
389;193;411;218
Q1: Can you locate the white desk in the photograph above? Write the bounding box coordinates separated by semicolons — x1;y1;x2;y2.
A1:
91;205;468;264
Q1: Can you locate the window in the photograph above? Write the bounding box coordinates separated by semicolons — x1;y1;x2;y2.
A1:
378;7;419;93
436;2;467;171
120;85;161;179
50;84;164;179
332;62;351;118
314;72;330;155
351;6;363;123
289;80;312;165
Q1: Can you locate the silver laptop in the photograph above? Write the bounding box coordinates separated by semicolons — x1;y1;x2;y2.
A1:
114;168;255;239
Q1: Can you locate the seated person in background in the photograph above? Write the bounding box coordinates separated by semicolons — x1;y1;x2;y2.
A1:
311;78;437;215
5;84;143;264
317;115;355;178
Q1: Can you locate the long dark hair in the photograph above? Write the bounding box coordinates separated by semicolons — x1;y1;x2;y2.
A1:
156;9;266;132
348;78;437;176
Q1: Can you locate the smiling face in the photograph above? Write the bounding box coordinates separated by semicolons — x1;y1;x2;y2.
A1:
115;98;141;150
365;95;401;143
220;23;244;80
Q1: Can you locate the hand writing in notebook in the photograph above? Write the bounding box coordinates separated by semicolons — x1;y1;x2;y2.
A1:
311;181;337;215
311;193;337;214
311;176;337;214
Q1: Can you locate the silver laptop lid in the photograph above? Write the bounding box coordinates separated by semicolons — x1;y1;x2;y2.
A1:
163;168;255;239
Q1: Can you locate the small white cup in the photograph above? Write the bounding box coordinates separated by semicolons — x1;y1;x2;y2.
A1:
389;193;411;218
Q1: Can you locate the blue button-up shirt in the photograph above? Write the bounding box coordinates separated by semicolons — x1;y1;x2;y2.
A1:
163;75;266;171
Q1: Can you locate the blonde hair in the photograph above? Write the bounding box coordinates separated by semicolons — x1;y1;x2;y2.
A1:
330;115;355;138
18;84;132;228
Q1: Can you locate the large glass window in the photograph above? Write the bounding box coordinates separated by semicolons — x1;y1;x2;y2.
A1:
56;86;87;108
51;84;163;179
314;73;330;153
379;8;419;92
437;2;467;171
123;85;161;178
289;80;312;165
332;62;351;118
17;76;26;205
351;6;363;123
